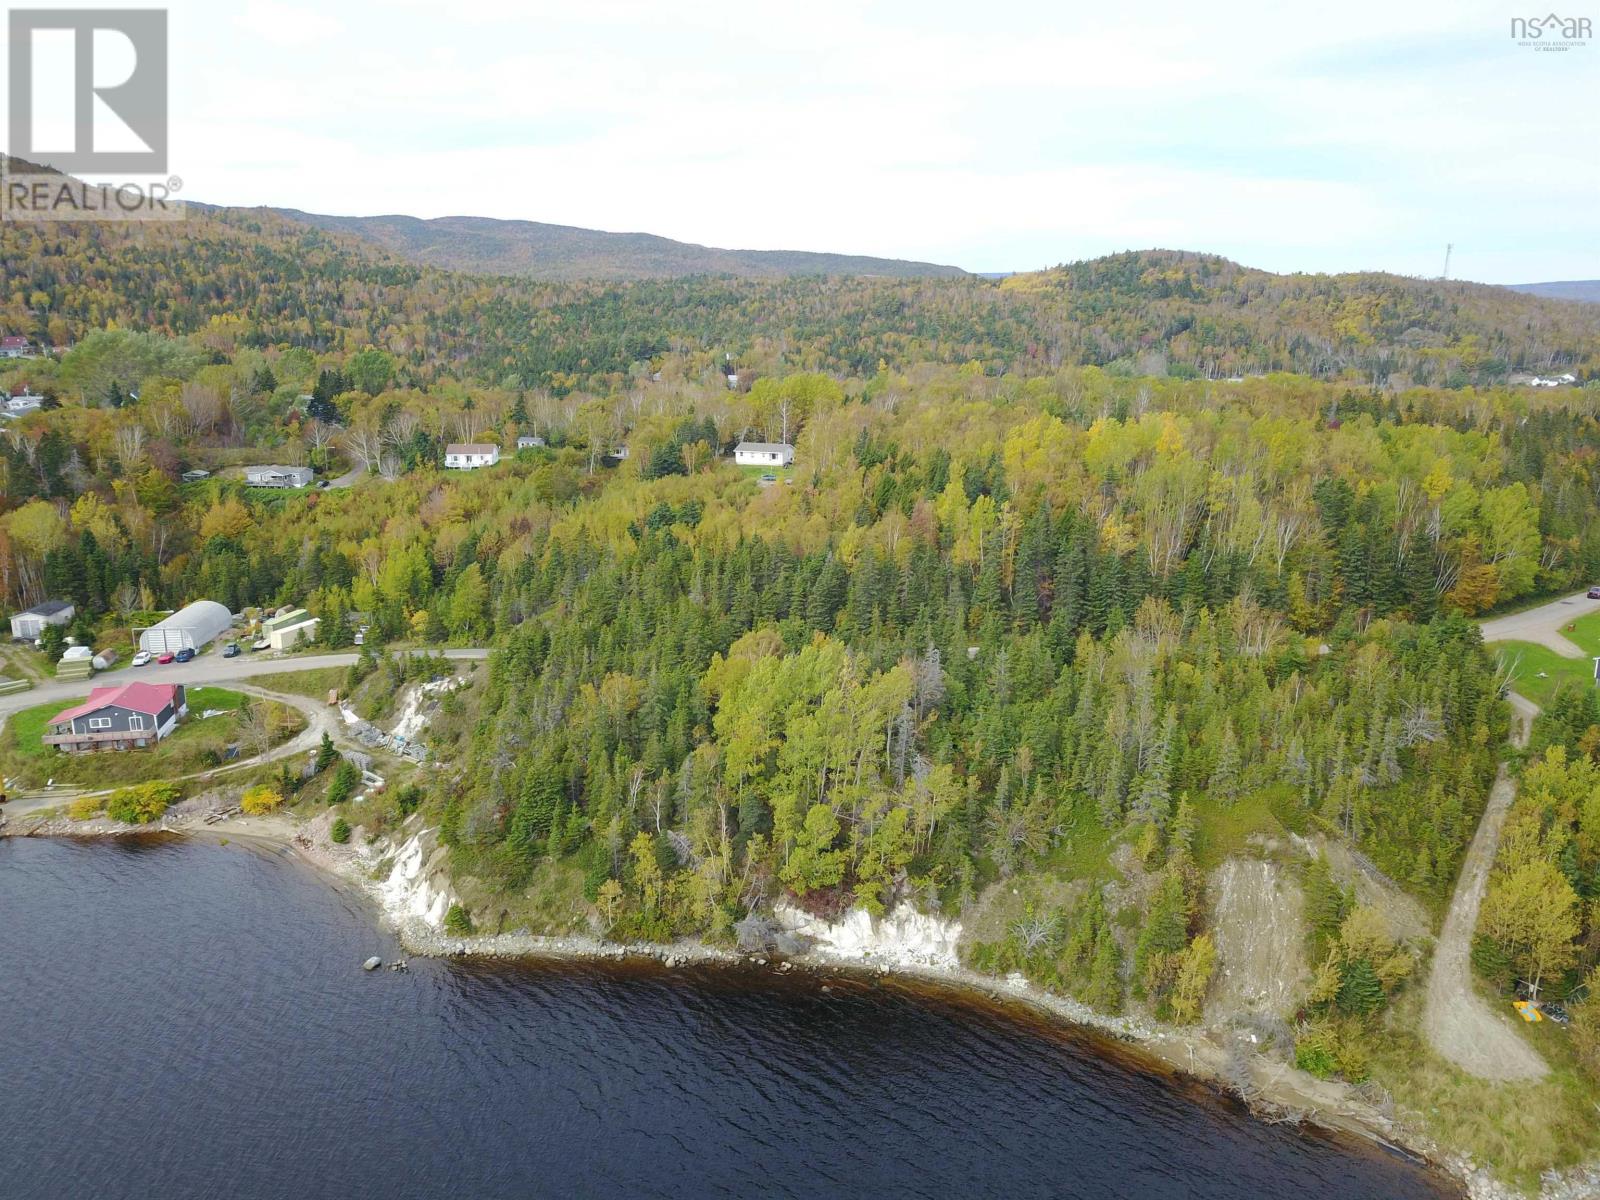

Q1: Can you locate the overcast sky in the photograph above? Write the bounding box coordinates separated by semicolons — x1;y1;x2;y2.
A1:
6;0;1598;281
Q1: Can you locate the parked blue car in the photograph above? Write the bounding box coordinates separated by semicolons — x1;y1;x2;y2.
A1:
174;647;196;663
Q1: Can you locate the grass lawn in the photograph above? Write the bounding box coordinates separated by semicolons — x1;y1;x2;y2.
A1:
0;685;299;788
1357;988;1600;1193
188;685;248;712
252;665;348;701
1485;608;1600;706
1492;641;1592;708
732;462;796;483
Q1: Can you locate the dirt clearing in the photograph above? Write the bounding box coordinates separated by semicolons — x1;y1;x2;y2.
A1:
1206;858;1307;1019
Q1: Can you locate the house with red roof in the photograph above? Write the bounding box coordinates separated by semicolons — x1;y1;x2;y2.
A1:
0;335;34;358
43;682;188;753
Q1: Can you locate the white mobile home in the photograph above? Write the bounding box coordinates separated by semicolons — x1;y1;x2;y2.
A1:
734;441;794;468
3;390;44;416
245;464;314;488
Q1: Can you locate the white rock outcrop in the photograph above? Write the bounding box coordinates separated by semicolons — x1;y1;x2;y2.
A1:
377;829;457;928
772;901;962;970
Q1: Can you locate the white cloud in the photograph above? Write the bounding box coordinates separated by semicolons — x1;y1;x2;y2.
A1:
117;0;1598;280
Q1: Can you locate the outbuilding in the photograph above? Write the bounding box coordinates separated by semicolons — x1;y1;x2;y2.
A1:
138;600;233;655
269;617;320;651
10;600;75;641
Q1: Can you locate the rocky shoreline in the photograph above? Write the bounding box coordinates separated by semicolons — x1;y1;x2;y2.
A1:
7;807;1592;1200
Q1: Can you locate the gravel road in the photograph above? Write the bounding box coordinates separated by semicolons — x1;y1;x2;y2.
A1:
1479;590;1600;657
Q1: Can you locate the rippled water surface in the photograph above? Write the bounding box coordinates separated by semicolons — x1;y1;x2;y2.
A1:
0;836;1458;1199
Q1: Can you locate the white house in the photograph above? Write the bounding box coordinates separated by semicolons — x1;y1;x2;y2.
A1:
516;435;545;450
0;336;34;358
1529;377;1561;388
445;443;500;469
10;600;75;641
734;441;795;468
245;464;314;488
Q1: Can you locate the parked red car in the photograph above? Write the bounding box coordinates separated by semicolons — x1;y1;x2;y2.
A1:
157;652;175;664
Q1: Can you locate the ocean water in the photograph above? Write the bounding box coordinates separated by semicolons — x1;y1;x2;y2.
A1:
0;835;1458;1199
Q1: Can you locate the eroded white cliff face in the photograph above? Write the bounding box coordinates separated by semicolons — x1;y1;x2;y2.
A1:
773;901;962;970
376;829;456;928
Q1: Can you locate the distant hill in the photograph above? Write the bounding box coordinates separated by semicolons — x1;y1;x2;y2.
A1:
3;164;1596;390
1507;280;1600;304
267;209;967;282
998;250;1600;382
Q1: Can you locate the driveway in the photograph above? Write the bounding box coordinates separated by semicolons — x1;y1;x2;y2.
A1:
0;684;348;821
0;647;489;719
1419;611;1557;1081
1479;590;1600;657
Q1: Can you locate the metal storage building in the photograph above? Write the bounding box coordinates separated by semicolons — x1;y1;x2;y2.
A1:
138;600;233;654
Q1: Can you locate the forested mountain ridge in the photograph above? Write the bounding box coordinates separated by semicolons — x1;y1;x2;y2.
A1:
3;170;1597;391
1509;280;1600;304
268;208;970;281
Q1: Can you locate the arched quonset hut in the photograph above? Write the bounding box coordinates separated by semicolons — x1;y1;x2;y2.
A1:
138;600;233;654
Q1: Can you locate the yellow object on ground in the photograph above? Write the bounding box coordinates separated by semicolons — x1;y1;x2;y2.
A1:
1513;1000;1544;1023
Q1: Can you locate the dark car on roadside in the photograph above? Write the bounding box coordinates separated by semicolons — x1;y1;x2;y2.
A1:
222;642;240;658
174;647;196;663
1588;587;1600;599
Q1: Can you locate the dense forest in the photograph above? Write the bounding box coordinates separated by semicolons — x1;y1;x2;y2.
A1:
4;206;1600;1170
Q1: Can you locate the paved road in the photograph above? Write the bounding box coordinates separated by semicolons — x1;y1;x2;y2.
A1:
0;647;489;718
1480;590;1600;657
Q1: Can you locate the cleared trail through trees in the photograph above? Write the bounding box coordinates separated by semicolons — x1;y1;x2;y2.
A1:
1419;687;1546;1081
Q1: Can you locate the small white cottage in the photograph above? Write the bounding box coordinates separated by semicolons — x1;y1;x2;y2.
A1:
445;443;501;469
